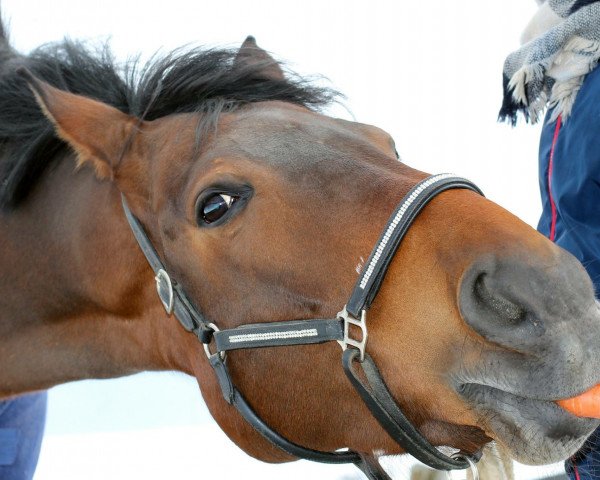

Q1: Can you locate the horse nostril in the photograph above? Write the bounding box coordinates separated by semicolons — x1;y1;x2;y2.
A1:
459;266;536;349
461;252;595;353
473;273;525;324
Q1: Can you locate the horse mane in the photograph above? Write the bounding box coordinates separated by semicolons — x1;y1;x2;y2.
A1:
0;19;336;209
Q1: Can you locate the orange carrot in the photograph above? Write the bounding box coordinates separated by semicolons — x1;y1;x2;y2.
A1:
557;384;600;419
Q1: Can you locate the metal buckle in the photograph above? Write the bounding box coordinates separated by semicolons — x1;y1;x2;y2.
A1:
203;323;226;361
446;454;479;480
155;269;174;314
337;306;368;362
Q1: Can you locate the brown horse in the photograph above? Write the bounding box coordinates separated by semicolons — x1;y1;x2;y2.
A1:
1;13;600;477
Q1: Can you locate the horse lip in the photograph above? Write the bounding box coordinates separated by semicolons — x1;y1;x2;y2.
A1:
457;378;588;403
458;382;600;427
458;382;581;405
457;382;599;464
450;330;600;402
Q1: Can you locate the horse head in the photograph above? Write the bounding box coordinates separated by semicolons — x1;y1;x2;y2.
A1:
5;36;600;472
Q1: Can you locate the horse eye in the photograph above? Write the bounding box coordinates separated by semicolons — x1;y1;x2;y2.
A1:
198;193;236;225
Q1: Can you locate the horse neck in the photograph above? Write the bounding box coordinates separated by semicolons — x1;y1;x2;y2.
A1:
0;154;191;396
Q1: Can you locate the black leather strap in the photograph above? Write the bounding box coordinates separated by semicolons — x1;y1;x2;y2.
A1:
209;353;235;404
208;352;362;464
213;318;343;351
230;356;419;479
210;353;402;480
233;391;361;464
346;175;483;318
354;455;393;480
122;196;211;337
122;196;165;274
173;282;213;341
342;349;470;471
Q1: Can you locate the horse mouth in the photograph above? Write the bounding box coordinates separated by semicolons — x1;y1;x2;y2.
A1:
459;383;600;464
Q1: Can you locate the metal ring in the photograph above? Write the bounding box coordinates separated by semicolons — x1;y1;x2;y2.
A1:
203;323;226;361
447;453;479;480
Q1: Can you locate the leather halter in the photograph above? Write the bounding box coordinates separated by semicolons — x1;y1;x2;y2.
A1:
121;173;484;479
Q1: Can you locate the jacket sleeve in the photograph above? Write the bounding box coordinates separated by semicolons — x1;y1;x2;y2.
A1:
544;65;600;295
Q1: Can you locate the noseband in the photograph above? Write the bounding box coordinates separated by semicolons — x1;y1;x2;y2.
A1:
122;173;483;480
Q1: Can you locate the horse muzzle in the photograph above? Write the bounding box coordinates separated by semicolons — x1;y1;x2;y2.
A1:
456;247;600;463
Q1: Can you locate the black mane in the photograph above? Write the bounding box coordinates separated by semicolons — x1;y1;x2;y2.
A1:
0;25;336;209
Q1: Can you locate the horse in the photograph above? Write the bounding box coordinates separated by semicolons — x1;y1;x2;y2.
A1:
1;11;600;479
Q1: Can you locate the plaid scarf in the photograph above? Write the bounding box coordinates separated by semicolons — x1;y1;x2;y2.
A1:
499;0;600;124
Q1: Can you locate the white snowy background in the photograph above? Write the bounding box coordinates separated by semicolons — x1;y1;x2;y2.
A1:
2;0;566;478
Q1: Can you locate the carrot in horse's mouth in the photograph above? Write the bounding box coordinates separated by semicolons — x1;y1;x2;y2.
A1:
557;384;600;419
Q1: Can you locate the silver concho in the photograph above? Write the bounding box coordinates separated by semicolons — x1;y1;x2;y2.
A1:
155;269;174;314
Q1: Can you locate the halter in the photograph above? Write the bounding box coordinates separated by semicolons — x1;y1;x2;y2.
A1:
122;173;484;480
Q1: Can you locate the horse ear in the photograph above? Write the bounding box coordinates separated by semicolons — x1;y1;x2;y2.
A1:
234;36;285;81
17;68;138;180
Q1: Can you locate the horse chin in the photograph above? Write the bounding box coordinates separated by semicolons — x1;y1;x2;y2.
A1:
460;383;599;465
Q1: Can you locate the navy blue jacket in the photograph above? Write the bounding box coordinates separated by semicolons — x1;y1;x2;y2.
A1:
538;65;600;297
537;65;600;480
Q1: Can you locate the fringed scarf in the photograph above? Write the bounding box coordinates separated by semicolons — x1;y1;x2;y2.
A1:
499;0;600;125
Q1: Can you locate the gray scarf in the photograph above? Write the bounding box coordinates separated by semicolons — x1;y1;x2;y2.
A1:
500;0;600;124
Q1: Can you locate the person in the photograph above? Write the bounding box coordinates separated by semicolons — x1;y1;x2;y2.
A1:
500;1;600;478
0;393;47;480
